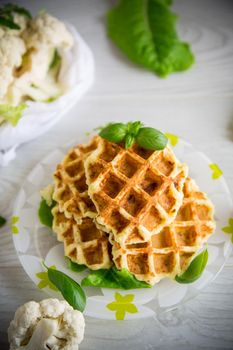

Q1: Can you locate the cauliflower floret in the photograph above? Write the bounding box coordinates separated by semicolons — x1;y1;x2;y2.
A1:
8;301;41;347
0;34;26;100
8;298;85;350
40;184;54;206
6;46;62;105
23;13;73;50
0;11;74;105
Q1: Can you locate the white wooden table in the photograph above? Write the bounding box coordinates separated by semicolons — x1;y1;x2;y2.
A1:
0;0;233;349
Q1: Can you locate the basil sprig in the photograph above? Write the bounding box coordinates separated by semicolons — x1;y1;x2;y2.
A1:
175;249;208;284
0;3;32;30
45;264;86;312
99;121;167;150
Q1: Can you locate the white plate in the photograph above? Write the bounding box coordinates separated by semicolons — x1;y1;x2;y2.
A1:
12;137;233;320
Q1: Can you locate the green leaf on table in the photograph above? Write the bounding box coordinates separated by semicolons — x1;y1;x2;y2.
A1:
66;257;87;272
38;199;56;228
0;216;6;228
81;266;151;290
107;0;194;77
0;104;28;126
175;249;208;284
47;266;86;312
136;127;168;150
0;215;6;227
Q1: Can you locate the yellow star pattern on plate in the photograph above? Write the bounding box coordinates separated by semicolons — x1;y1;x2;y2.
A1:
209;163;223;180
106;292;138;320
165;132;179;147
222;218;233;243
36;265;58;291
11;216;19;234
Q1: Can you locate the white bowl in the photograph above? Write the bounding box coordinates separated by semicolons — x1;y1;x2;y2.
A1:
0;24;94;166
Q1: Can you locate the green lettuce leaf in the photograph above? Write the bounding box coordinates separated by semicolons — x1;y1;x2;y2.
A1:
0;104;28;126
66;257;87;272
107;0;194;77
38;199;56;228
81;266;151;290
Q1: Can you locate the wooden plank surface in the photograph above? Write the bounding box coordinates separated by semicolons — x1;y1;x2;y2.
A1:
0;0;233;349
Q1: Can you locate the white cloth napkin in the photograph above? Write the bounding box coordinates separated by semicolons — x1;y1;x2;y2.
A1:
0;24;94;166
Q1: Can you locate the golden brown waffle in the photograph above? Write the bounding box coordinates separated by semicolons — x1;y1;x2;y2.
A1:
84;136;188;245
52;205;112;269
53;137;99;222
52;137;112;269
111;177;215;285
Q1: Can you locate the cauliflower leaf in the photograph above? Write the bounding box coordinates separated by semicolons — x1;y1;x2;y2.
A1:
0;3;32;30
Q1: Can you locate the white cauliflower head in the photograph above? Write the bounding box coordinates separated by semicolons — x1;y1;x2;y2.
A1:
0;34;26;100
8;298;85;350
23;12;74;50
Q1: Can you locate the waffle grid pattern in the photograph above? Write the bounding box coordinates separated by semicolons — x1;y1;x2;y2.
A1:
52;138;112;269
50;136;215;285
112;178;215;284
85;137;188;244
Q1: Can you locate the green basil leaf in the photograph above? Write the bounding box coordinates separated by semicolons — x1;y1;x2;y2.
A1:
127;121;143;136
38;199;56;228
0;215;6;228
0;16;20;29
125;134;135;149
47;267;86;312
99;123;127;143
136;127;168;150
175;249;208;284
107;0;194;77
66;257;87;272
81;266;151;290
49;49;61;70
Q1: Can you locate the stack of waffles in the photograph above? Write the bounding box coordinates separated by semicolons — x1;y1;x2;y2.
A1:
52;136;215;285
